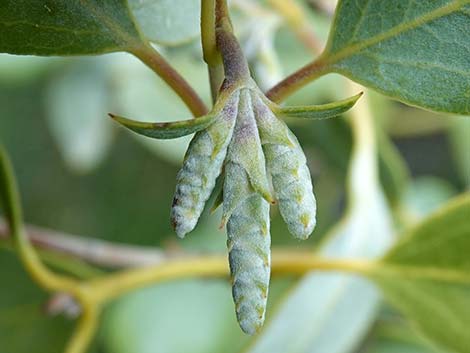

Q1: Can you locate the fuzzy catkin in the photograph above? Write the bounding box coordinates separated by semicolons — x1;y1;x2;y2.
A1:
224;89;272;206
225;163;271;335
252;93;317;239
223;88;272;334
171;92;240;237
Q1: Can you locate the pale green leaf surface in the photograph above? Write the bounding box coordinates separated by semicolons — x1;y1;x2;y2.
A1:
325;0;470;114
102;280;248;353
247;95;394;353
0;0;144;55
403;176;457;221
45;57;115;173
370;195;470;353
129;0;200;46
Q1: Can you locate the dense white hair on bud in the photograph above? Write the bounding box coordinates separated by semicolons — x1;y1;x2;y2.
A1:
171;91;240;238
225;164;270;334
223;88;271;334
252;93;317;239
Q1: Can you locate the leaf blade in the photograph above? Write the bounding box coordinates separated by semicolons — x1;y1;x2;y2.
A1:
0;0;144;55
324;0;470;114
369;194;470;353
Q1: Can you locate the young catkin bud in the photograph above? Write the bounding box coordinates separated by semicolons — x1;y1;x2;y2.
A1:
252;93;317;239
171;92;240;237
223;88;272;334
225;163;271;335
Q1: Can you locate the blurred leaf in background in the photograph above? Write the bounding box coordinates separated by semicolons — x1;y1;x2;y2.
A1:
129;0;200;46
359;310;448;353
369;194;470;353
102;280;246;353
402;176;457;222
45;58;115;174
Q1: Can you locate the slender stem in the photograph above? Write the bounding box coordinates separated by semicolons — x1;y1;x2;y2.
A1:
201;0;224;101
0;146;79;294
215;0;231;26
130;44;208;117
64;305;100;353
266;57;330;103
87;252;372;304
215;0;251;83
201;0;221;67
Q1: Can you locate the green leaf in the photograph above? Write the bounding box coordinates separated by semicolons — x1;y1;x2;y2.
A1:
325;0;470;114
0;0;144;55
273;92;363;120
110;112;217;140
370;194;470;353
129;0;200;46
